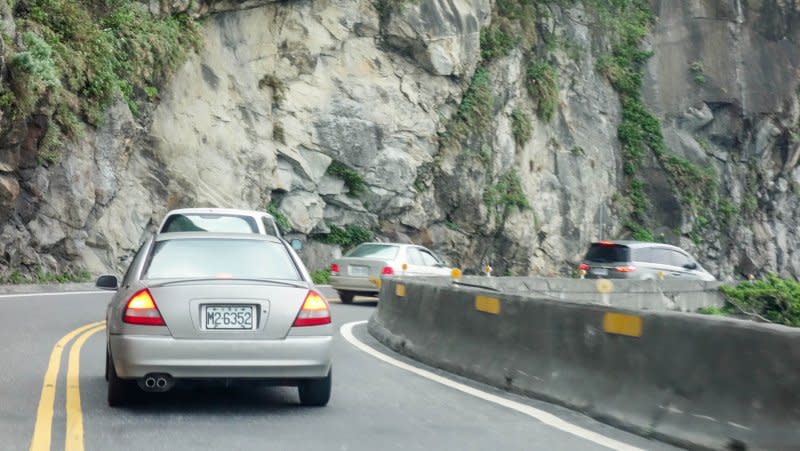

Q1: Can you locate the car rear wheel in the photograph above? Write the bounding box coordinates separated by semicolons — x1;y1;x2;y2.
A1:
338;290;354;304
298;369;331;406
107;351;134;407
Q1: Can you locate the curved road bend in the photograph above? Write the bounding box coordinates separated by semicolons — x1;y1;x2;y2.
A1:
0;291;680;450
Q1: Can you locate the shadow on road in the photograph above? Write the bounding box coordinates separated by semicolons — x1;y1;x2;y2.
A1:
117;381;309;414
347;298;378;307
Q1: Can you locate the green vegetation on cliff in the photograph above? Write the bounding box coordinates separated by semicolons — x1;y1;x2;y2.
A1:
526;61;557;121
588;0;722;241
440;66;493;151
267;200;292;234
316;224;374;249
484;170;530;218
6;0;201;163
326;160;366;197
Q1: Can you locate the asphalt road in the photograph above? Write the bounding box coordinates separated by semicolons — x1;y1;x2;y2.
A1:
0;288;680;451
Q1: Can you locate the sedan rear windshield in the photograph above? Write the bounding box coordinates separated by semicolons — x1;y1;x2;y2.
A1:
143;239;301;281
346;244;399;259
584;243;631;263
160;214;258;234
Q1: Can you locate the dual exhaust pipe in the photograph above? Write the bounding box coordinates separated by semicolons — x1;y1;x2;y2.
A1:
139;373;174;392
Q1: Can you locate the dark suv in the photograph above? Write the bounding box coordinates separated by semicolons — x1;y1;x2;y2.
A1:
578;240;715;281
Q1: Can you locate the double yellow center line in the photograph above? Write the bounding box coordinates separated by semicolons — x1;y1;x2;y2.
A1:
30;321;105;451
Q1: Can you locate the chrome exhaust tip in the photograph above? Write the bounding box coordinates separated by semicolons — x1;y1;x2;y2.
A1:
140;373;173;392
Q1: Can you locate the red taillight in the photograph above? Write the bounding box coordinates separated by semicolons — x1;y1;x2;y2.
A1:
615;266;636;273
578;263;590;271
330;263;339;275
382;266;394;275
123;289;165;326
293;291;331;327
598;240;615;247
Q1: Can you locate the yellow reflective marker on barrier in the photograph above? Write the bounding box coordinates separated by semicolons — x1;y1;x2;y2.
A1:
369;277;382;289
475;296;501;315
596;278;614;294
603;312;642;337
395;284;406;297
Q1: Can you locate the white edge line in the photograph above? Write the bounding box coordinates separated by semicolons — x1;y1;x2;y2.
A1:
340;320;645;451
0;290;107;300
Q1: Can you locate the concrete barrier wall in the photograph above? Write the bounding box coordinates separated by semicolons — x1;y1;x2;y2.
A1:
452;276;726;312
369;277;800;450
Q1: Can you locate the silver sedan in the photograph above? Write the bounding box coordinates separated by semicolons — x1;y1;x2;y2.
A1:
329;242;451;303
98;233;332;407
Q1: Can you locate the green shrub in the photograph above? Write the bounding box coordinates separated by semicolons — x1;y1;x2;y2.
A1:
10;0;201;161
326;160;366;197
510;108;532;147
440;66;493;150
525;61;557;121
311;269;331;285
316;224;374;249
480;25;517;61
495;0;537;48
267;201;292;234
484;170;530;215
689;61;705;84
720;274;800;327
12;31;61;88
7;271;25;284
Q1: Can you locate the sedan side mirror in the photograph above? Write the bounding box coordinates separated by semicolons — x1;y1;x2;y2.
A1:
683;262;698;270
96;275;119;290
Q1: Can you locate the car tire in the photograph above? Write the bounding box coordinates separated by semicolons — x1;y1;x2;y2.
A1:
338;291;354;304
107;351;133;407
298;369;331;407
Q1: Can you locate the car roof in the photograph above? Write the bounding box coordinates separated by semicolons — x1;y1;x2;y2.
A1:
155;232;282;244
164;207;275;218
592;240;687;252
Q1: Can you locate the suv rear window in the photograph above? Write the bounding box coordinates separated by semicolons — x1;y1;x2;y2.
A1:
584;243;631;263
161;214;258;234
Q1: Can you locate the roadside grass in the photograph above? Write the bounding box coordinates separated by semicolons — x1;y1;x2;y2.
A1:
0;269;91;285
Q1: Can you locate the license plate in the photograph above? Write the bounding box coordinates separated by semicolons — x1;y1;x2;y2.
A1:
591;268;608;276
349;265;369;276
204;305;255;330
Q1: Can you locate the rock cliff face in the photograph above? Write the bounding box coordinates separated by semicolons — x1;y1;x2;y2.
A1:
0;0;798;280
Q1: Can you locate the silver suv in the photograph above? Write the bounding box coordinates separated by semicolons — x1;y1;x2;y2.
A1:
578;240;716;281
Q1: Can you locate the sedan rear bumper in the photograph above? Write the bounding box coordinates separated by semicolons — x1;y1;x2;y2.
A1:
329;275;380;293
109;334;332;379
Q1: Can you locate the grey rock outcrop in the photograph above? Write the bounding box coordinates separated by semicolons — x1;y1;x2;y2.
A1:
0;0;799;281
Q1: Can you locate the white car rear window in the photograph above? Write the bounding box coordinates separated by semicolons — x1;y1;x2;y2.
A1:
347;244;399;259
143;239;301;281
